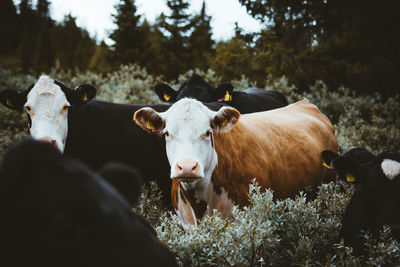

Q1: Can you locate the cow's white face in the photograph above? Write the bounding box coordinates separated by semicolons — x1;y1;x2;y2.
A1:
134;99;240;183
25;76;70;152
0;75;96;153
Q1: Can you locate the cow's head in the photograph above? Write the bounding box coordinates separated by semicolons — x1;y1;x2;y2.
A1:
155;74;234;103
0;75;96;152
333;152;400;238
322;148;375;184
134;98;240;183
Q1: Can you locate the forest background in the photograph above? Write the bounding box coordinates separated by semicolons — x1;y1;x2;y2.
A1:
1;0;399;97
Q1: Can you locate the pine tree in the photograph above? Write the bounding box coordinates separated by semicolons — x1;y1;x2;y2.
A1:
0;0;18;54
157;0;192;79
16;0;36;72
32;23;54;72
36;0;50;19
109;0;143;65
189;1;214;71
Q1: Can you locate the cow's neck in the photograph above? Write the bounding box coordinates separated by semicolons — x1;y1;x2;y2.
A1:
211;121;260;207
171;179;208;225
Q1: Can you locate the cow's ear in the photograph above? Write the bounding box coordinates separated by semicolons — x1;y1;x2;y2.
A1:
0;89;29;111
215;83;234;102
322;150;339;169
381;159;400;180
134;107;164;134
74;84;96;104
155;84;178;102
211;106;240;132
332;156;361;183
100;163;144;207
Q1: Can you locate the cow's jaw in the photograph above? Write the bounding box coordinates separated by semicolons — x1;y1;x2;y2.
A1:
25;76;70;152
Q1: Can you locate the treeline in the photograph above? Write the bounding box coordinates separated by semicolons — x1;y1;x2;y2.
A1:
0;0;399;96
0;0;96;73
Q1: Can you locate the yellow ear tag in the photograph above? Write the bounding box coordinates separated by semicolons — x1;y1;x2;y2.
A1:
224;91;232;102
82;93;88;101
163;93;171;101
6;98;12;107
346;174;356;183
323;162;332;169
146;121;155;130
221;120;228;127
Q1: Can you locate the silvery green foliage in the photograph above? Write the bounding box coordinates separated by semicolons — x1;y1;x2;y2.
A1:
133;181;167;227
153;180;361;266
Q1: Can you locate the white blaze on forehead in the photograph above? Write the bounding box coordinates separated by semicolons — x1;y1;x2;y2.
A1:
381;159;400;180
26;75;70;152
163;98;218;180
164;98;215;137
28;75;65;99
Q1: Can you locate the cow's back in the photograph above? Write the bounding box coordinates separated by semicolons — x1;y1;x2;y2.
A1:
212;99;337;206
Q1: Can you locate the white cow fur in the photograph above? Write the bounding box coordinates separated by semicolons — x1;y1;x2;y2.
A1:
381;159;400;180
25;75;70;152
159;99;220;193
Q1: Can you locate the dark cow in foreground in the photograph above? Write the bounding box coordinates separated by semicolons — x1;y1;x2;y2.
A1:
155;74;288;113
331;151;400;255
134;98;338;225
0;140;178;267
322;147;375;184
0;75;172;204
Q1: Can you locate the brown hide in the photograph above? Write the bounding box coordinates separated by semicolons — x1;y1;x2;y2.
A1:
211;99;337;207
171;180;207;225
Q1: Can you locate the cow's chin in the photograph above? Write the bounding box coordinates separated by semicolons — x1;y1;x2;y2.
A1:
172;176;202;183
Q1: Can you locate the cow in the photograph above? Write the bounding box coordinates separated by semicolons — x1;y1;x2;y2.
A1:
134;98;338;225
0;139;178;267
100;162;144;206
0;75;173;205
155;74;288;113
322;147;375;184
330;151;400;255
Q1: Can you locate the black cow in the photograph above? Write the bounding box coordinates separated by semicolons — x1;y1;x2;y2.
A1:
0;75;172;205
331;151;400;255
155;74;288;113
0;139;178;267
322;147;375;184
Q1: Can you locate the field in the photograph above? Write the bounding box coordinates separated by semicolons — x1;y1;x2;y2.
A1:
1;64;399;265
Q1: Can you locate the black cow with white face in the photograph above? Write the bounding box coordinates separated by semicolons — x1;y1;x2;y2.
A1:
0;75;172;204
322;147;375;184
0;139;178;267
331;151;400;255
155;74;288;113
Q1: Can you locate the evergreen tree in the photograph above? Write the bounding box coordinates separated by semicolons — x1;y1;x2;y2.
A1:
18;0;33;15
109;0;143;65
36;0;50;19
88;41;113;73
158;0;192;79
239;0;400;96
0;0;18;55
189;1;214;71
32;23;54;72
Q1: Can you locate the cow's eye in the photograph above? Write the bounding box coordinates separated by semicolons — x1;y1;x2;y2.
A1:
164;131;170;138
25;105;32;112
62;105;69;112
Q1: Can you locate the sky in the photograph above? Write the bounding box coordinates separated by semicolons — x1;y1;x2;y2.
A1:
14;0;263;45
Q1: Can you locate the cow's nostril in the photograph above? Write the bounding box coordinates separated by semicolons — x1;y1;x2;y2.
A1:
177;164;183;171
192;162;198;171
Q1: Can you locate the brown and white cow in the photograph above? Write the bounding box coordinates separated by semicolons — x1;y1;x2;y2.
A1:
134;98;338;225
